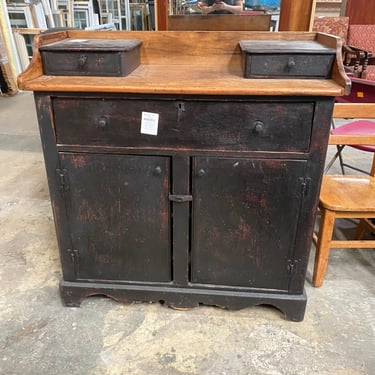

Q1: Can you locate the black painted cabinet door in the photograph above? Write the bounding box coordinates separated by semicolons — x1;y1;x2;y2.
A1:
191;157;307;291
59;153;171;282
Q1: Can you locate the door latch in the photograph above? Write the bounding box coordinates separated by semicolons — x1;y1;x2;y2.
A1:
168;194;193;203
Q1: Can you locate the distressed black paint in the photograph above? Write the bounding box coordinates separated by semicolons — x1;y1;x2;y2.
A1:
34;91;334;322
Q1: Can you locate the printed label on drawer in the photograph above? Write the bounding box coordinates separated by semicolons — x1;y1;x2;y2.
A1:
141;112;159;136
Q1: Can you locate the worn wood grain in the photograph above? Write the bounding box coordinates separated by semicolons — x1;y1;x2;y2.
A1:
18;30;349;97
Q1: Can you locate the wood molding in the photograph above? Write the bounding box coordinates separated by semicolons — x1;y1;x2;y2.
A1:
333;103;375;119
156;0;168;30
279;0;315;31
345;0;375;25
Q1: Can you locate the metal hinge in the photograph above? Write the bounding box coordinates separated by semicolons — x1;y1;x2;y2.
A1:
288;259;298;275
300;177;311;197
56;169;69;191
68;249;79;278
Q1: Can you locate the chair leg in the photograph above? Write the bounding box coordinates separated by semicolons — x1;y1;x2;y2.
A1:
356;218;375;239
312;208;336;287
370;154;375;177
337;145;346;174
355;219;367;240
324;145;346;173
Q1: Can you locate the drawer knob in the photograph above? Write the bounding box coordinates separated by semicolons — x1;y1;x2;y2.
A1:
154;166;162;175
78;55;87;67
98;118;107;129
252;121;264;135
287;58;296;70
197;168;206;177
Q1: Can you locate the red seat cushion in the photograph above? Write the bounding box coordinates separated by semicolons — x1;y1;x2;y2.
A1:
348;25;375;52
365;66;375;81
331;120;375;152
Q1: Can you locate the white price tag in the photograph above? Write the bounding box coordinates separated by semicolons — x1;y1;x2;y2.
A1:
141;112;159;136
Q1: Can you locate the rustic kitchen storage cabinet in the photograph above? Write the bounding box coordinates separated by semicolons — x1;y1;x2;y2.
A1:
18;30;350;321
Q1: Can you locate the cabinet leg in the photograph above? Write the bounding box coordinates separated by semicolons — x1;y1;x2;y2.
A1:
59;280;308;321
60;281;84;307
274;298;307;322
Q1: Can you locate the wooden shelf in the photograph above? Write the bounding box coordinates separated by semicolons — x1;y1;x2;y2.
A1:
18;30;351;97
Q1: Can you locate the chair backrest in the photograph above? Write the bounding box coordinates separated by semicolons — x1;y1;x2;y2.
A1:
312;16;349;44
347;25;375;52
332;103;375;176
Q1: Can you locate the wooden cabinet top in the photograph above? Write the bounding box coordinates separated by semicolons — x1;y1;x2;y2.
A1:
18;30;351;96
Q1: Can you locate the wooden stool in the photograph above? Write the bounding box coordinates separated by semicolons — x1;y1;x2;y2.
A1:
312;174;375;287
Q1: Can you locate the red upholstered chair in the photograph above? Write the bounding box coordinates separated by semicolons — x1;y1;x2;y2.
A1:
313;18;375;174
312;16;349;43
313;18;374;80
346;24;375;80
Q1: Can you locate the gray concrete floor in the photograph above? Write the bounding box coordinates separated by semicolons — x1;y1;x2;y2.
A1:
0;91;374;375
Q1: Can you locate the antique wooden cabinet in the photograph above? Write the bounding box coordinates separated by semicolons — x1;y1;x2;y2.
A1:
18;30;350;321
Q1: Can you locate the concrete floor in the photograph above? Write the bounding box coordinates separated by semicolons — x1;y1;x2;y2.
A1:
0;91;374;375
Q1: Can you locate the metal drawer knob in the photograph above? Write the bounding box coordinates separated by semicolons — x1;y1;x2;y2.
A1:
154;166;162;175
78;55;87;67
98;118;107;129
252;121;264;134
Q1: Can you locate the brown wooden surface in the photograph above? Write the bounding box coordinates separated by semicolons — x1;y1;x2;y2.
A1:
156;0;168;30
344;0;375;25
18;30;349;96
279;0;315;31
331;103;375;145
320;175;375;211
168;14;271;31
316;33;351;95
332;103;375;121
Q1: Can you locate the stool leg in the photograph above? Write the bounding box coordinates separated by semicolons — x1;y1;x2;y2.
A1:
355;219;367;240
313;208;336;287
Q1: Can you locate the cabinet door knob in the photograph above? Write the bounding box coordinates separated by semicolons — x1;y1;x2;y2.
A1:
197;168;206;177
154;166;162;175
98;118;107;129
252;121;264;134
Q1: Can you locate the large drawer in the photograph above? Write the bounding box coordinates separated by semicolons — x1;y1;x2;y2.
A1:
52;97;315;152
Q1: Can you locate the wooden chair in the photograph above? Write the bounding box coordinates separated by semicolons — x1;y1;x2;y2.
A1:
312;103;375;287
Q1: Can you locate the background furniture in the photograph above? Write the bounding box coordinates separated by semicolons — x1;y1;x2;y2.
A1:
312;173;375;287
313;17;375;174
313;16;375;80
343;0;375;25
325;120;375;175
168;14;271;31
18;30;349;321
312;103;375;287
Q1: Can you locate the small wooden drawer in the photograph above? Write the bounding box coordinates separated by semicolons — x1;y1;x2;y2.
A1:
40;39;142;76
239;40;336;79
52;96;314;152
